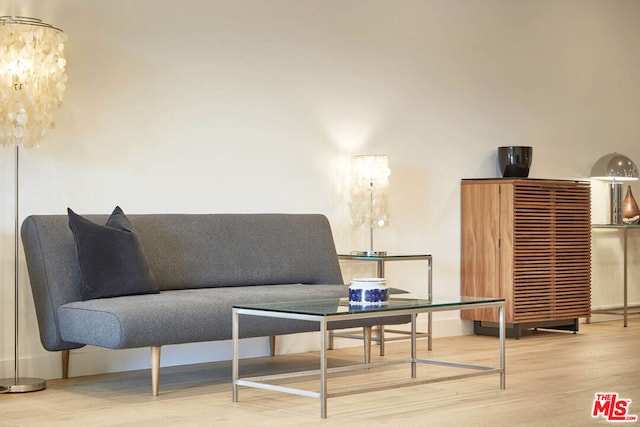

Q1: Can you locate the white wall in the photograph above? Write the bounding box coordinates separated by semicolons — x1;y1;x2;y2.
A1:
1;0;639;380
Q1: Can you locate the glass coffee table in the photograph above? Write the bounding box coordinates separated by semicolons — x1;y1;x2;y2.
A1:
232;295;505;418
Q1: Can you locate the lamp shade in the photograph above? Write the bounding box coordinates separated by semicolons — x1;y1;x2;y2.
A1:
590;153;639;182
349;154;390;229
0;16;67;147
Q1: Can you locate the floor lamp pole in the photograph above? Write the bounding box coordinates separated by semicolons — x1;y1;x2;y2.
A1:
0;145;46;393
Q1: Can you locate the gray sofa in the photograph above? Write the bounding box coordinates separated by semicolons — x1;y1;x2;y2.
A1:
21;213;408;395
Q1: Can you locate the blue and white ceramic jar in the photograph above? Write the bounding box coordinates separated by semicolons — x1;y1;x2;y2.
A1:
349;278;389;305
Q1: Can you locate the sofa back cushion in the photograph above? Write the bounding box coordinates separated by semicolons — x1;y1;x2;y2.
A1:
132;213;344;290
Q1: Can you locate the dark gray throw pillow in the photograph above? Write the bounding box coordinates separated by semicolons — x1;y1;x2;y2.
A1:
68;206;158;301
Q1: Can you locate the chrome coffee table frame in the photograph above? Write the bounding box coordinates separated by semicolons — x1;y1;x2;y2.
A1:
232;296;505;418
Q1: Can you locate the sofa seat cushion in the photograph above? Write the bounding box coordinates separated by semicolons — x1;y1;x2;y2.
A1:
57;284;411;349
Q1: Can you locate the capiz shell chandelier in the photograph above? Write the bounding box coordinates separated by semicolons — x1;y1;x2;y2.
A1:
0;16;67;147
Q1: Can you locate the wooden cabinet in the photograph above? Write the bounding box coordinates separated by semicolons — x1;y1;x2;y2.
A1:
460;179;591;337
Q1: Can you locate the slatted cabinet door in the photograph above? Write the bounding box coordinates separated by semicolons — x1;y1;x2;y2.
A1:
512;183;556;322
551;184;591;319
461;179;591;330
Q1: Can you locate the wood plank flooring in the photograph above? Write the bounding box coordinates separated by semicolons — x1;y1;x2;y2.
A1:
1;318;639;426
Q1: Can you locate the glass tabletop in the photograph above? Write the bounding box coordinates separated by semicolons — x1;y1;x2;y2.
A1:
233;295;503;317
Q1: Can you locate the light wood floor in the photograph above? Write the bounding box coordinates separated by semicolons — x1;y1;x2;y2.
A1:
1;318;639;426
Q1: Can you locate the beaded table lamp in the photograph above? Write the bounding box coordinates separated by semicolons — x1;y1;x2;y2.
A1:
349;155;390;256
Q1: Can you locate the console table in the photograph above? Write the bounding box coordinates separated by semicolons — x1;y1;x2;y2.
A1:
335;254;432;353
232;295;505;418
591;224;640;327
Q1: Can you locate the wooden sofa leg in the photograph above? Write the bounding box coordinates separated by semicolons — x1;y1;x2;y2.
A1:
269;335;276;356
378;325;385;356
151;346;161;396
363;326;372;364
61;350;70;379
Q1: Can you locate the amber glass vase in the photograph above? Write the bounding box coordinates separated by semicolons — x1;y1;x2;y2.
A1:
623;186;640;224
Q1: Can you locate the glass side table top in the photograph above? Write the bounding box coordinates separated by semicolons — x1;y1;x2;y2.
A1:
233;295;504;317
592;224;640;228
337;253;431;259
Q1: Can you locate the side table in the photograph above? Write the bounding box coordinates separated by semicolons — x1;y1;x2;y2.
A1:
591;224;640;327
334;253;433;354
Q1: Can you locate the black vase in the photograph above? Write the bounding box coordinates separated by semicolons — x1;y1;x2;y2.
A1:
498;146;532;178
